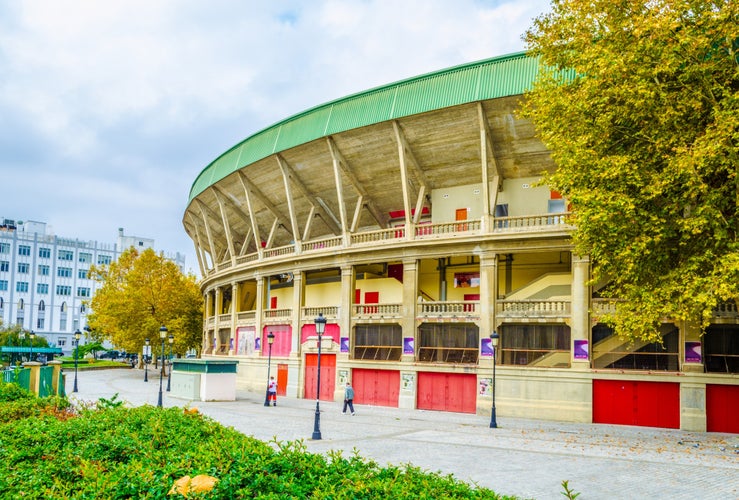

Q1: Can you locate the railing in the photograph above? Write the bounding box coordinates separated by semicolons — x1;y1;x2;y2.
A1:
237;311;256;322
217;314;231;324
419;301;479;316
591;298;620;316
497;299;571;317
415;220;481;236
418;347;479;364
352;303;402;317
350;227;404;245
263;244;295;259
302;306;339;320
264;308;292;319
206;316;215;328
492;213;572;232
303;236;343;252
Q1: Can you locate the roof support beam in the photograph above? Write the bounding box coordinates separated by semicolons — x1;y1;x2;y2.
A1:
392;120;432;224
210;188;236;264
275;154;302;245
237;171;264;259
186;213;207;276
478;102;502;216
237;171;292;249
195;199;218;272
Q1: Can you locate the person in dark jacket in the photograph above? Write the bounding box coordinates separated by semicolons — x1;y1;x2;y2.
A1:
343;382;355;415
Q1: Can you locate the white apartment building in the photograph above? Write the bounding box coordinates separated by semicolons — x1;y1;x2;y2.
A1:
0;219;186;354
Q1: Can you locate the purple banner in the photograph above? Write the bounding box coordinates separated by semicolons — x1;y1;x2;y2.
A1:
685;341;702;363
403;337;415;354
574;339;589;360
480;337;494;357
255;336;261;352
340;337;349;353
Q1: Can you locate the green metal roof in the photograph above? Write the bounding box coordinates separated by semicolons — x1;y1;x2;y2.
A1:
188;51;541;203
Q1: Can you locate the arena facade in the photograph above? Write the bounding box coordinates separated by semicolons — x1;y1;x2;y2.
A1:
183;52;738;433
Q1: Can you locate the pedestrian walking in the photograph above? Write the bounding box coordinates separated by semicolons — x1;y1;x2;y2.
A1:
343;382;355;415
268;376;277;406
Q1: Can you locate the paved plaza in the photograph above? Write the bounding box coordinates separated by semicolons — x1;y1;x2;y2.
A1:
66;368;738;500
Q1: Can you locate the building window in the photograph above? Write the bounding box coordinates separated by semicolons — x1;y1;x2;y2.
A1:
37;283;49;294
0;280;7;291
591;324;678;371
17;262;29;274
353;324;403;361
36;318;44;329
18;245;31;256
77;287;90;297
39;247;51;258
0;261;8;272
78;268;89;279
418;323;479;363
499;324;571;368
16;281;29;293
79;252;92;263
58;249;74;261
57;267;72;278
56;285;72;296
38;265;50;276
60;302;68;330
58;338;66;348
0;242;9;254
704;325;739;373
97;254;112;265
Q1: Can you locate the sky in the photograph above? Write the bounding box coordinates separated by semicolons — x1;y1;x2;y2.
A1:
0;0;551;277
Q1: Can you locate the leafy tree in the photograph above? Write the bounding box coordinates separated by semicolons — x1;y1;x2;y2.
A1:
523;0;738;341
87;248;203;357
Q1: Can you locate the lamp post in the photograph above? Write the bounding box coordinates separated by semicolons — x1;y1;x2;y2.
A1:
19;332;25;363
144;338;150;382
311;313;327;440
29;331;35;362
157;325;167;408
166;332;174;392
263;331;275;406
489;331;500;429
73;329;81;393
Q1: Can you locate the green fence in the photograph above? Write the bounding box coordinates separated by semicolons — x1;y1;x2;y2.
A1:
2;367;31;390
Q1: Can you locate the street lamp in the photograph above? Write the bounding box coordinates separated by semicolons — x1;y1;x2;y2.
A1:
144;338;150;382
29;331;35;362
166;332;174;392
489;331;500;429
311;313;327;440
157;325;167;408
19;331;25;363
73;329;81;393
263;331;275;406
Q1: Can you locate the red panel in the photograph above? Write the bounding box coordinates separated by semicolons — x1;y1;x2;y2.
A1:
270;296;277;309
300;323;340;344
352;368;399;407
593;380;679;429
388;264;404;282
262;325;291;357
304;354;335;401
707;384;739;433
364;291;379;314
277;364;288;396
417;372;476;413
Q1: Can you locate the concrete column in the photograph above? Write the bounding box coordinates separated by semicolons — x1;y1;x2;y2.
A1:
254;276;265;350
23;362;42;395
213;287;222;353
571;254;590;369
681;320;704;373
48;360;63;395
478;251;497;338
400;259;418;363
290;271;304;356
339;265;354;357
229;282;239;355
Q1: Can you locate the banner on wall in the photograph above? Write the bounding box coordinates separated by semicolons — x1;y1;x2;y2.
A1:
255;336;261;352
574;340;589;360
340;337;349;353
480;337;494;357
403;337;415;354
454;272;479;288
684;341;702;363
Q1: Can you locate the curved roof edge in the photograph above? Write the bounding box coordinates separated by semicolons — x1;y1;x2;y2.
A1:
188;50;539;203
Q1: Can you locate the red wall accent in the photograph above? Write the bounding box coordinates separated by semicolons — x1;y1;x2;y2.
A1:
593;380;680;429
304;354;336;401
277;363;288;396
262;325;291;357
300;323;340;344
706;384;739;433
352;368;399;407
417;372;477;414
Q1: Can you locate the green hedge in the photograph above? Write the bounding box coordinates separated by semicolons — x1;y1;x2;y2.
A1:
0;385;514;499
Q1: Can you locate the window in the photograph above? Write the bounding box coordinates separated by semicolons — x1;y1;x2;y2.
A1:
495;204;509;229
418;323;479;363
0;280;7;291
97;254;112;265
79;252;92;263
57;267;72;278
592;324;678;371
704;325;739;374
38;265;50;276
18;245;31;256
0;242;9;254
16;281;29;293
39;247;51;258
58;249;74;261
77;287;90;297
56;285;71;296
36;318;44;329
0;261;8;272
499;324;571;368
353;324;403;361
58;338;67;348
78;268;89;279
37;283;49;294
17;262;29;273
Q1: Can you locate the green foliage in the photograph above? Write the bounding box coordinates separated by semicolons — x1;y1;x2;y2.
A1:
523;0;739;341
0;403;515;499
561;480;580;499
0;383;72;423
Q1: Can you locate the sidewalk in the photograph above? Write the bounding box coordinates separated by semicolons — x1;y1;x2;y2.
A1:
67;368;738;500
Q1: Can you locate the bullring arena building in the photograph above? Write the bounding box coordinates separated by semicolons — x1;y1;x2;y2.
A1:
184;52;737;433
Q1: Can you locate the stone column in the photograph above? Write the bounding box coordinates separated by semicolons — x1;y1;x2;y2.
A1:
570;254;590;369
398;259;418;410
254;276;265;353
229;282;239;355
339;264;354;357
290;271;304;356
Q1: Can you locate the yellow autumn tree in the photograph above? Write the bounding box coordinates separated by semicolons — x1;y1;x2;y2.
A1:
87;247;203;357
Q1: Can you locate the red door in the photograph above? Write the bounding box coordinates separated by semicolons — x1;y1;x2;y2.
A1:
277;363;288;396
593;380;679;429
364;291;379;314
417;372;477;413
304;354;335;401
706;384;739;433
352;368;399;407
